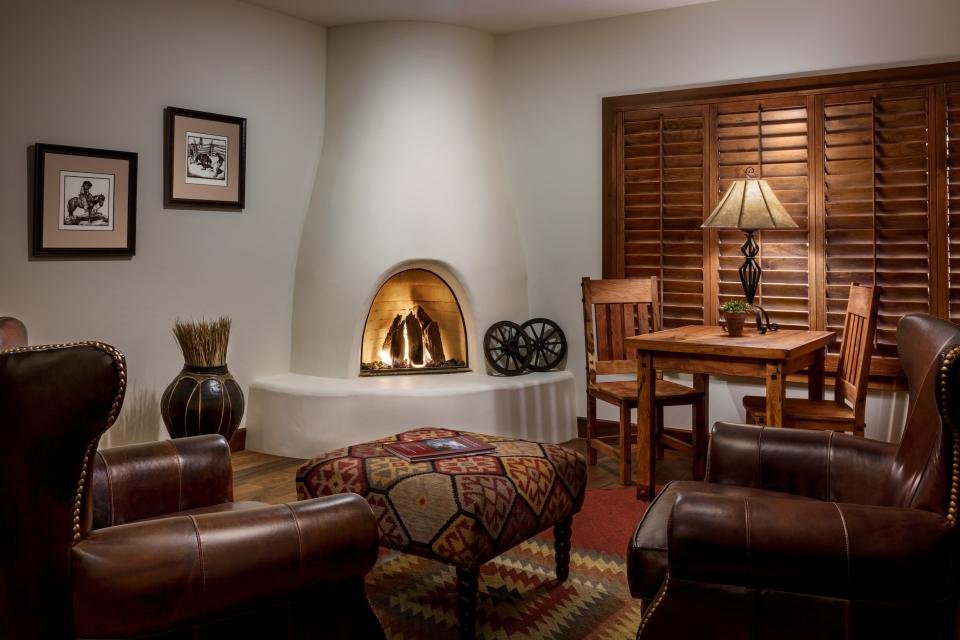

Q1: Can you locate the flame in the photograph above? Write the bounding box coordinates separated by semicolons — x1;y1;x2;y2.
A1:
376;305;436;369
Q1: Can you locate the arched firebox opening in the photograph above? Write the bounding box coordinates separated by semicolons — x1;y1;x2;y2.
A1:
360;268;469;376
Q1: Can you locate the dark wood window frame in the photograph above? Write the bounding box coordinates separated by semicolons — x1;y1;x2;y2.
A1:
603;61;960;379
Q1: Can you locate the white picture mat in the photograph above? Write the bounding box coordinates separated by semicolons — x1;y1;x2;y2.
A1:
185;130;229;186
59;170;115;231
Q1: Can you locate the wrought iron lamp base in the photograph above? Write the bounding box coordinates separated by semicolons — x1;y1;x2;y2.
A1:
738;230;778;334
751;305;779;335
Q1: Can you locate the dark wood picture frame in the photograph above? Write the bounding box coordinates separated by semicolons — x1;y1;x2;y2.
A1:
164;107;246;209
33;143;138;258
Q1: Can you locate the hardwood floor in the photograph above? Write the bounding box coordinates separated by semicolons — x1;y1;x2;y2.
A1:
232;438;694;503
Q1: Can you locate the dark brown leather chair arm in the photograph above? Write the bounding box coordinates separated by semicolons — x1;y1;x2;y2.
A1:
72;493;379;638
706;422;897;504
667;492;951;602
91;435;233;528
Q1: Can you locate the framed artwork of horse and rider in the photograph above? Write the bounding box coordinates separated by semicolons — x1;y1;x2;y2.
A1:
32;143;138;257
164;107;246;209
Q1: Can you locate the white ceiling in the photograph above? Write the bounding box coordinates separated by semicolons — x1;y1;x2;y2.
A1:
243;0;717;34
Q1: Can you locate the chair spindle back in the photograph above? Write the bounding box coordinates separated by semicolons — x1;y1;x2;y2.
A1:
834;283;879;418
581;277;661;381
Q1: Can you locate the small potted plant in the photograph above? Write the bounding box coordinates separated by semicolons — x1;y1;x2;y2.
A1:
720;300;751;337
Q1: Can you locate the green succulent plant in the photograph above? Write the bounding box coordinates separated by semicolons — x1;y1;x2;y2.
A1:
720;300;750;313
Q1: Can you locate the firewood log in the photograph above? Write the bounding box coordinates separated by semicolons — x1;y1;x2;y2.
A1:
415;306;446;363
404;312;424;364
383;314;404;364
422;321;445;362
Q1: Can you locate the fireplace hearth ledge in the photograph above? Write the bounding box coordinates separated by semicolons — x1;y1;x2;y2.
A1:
245;371;576;458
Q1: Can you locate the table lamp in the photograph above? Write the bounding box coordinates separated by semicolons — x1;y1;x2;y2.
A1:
701;168;798;333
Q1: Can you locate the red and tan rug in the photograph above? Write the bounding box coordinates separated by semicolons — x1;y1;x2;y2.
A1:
366;487;648;639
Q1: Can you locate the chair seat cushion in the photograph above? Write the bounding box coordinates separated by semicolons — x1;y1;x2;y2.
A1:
627;480;811;600
742;395;856;424
589;379;703;405
296;428;587;569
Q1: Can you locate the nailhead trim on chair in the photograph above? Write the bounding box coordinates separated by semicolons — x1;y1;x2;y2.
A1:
939;345;960;525
633;343;960;638
1;342;127;542
636;575;669;638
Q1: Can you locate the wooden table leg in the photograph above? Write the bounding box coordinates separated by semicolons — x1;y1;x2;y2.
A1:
693;373;709;479
636;350;656;501
765;361;786;427
808;348;825;401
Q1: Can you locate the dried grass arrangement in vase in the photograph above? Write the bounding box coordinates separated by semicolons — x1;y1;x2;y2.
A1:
160;317;244;442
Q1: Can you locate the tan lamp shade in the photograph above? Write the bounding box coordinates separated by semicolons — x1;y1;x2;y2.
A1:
701;179;798;230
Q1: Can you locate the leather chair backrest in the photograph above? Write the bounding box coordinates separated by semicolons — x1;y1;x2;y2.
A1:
883;315;960;513
0;316;27;349
0;343;126;636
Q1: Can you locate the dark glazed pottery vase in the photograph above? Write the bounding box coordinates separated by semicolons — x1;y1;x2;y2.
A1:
160;364;244;441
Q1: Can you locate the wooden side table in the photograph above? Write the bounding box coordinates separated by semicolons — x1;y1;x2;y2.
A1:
625;326;836;500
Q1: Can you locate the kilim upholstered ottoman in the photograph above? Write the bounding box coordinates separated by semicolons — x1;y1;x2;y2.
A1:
296;427;587;639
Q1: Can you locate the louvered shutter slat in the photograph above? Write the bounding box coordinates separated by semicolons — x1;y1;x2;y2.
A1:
715;99;811;330
948;84;960;323
822;87;932;358
621;107;706;327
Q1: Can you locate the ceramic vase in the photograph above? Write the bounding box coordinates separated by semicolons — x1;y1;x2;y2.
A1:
160;364;244;441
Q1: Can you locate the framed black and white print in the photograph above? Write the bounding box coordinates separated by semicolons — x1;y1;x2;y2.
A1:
165;107;246;209
33;143;137;257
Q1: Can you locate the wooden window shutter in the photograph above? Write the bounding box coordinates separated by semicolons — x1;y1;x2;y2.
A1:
713;97;811;329
948;83;960;323
619;105;707;327
821;86;934;360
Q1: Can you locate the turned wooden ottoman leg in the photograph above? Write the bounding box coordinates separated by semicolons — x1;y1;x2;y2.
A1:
456;566;479;640
554;516;572;582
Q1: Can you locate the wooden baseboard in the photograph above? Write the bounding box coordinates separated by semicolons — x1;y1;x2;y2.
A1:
229;427;246;452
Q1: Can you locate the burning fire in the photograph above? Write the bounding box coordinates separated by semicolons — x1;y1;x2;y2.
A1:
378;305;442;369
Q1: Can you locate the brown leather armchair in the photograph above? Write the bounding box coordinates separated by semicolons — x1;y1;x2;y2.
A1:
0;342;384;639
628;313;960;640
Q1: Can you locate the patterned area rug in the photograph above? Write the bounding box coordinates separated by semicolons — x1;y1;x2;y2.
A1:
367;487;647;640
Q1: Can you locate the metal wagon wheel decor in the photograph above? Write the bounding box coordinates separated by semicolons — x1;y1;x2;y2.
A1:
484;321;533;376
521;318;567;372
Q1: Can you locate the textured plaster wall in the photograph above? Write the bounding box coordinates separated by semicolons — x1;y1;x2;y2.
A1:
494;0;960;441
291;22;528;378
0;0;326;443
6;0;960;447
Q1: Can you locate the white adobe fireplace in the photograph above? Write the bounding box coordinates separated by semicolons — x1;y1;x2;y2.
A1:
245;23;576;458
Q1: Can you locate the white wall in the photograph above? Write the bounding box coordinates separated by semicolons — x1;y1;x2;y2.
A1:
494;0;960;441
6;0;957;447
0;0;326;443
291;22;528;378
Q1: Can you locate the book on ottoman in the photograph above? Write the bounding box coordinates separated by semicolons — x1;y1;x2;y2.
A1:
383;435;494;462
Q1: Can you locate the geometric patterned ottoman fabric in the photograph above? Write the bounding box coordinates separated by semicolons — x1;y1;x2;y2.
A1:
296;428;587;570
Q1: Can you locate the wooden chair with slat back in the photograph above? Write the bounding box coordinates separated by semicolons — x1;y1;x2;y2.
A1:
581;277;707;485
743;283;879;436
